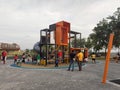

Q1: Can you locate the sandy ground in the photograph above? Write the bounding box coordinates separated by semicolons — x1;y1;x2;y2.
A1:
0;59;120;90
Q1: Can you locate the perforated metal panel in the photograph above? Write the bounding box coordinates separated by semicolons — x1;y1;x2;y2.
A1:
110;79;120;85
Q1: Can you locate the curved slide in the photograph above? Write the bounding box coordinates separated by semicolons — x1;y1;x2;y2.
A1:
33;41;40;53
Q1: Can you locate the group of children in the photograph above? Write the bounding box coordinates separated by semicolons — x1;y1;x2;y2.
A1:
13;53;41;65
12;49;97;69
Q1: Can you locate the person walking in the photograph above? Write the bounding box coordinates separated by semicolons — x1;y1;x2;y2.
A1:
76;50;84;71
1;50;7;64
67;50;76;71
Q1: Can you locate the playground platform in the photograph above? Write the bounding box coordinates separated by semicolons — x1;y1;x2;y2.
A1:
0;59;120;90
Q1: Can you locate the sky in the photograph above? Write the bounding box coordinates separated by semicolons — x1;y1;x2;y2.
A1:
0;0;120;50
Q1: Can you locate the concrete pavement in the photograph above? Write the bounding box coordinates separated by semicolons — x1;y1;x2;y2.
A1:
0;60;120;90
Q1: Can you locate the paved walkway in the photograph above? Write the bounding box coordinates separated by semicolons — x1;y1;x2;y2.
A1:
0;60;120;90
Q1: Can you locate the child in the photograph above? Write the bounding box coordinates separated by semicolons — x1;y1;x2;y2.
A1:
14;54;18;64
1;50;7;64
37;54;41;65
22;53;26;63
55;59;59;67
91;52;96;63
27;54;31;62
57;50;62;63
84;57;88;63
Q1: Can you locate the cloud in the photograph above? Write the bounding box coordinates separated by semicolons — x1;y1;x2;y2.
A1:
0;0;119;49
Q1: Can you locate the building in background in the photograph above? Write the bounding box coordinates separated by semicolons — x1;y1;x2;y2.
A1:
0;42;20;51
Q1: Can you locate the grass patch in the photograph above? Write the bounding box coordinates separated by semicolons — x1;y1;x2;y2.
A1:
88;56;105;60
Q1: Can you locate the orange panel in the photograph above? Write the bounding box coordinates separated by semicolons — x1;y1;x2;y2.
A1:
55;27;62;45
61;27;68;44
56;21;70;32
55;27;68;45
54;21;70;45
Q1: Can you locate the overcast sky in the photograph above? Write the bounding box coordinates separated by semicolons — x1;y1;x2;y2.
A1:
0;0;119;50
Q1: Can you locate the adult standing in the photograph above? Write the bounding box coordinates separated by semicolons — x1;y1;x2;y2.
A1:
67;50;76;71
1;50;7;64
76;50;83;71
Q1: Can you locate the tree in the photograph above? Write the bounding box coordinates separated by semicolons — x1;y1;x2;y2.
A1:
71;38;84;48
89;7;120;54
89;18;112;54
25;49;30;54
107;7;120;52
71;37;92;50
85;37;93;49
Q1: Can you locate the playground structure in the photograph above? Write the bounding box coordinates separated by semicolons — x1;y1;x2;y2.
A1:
34;21;88;66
